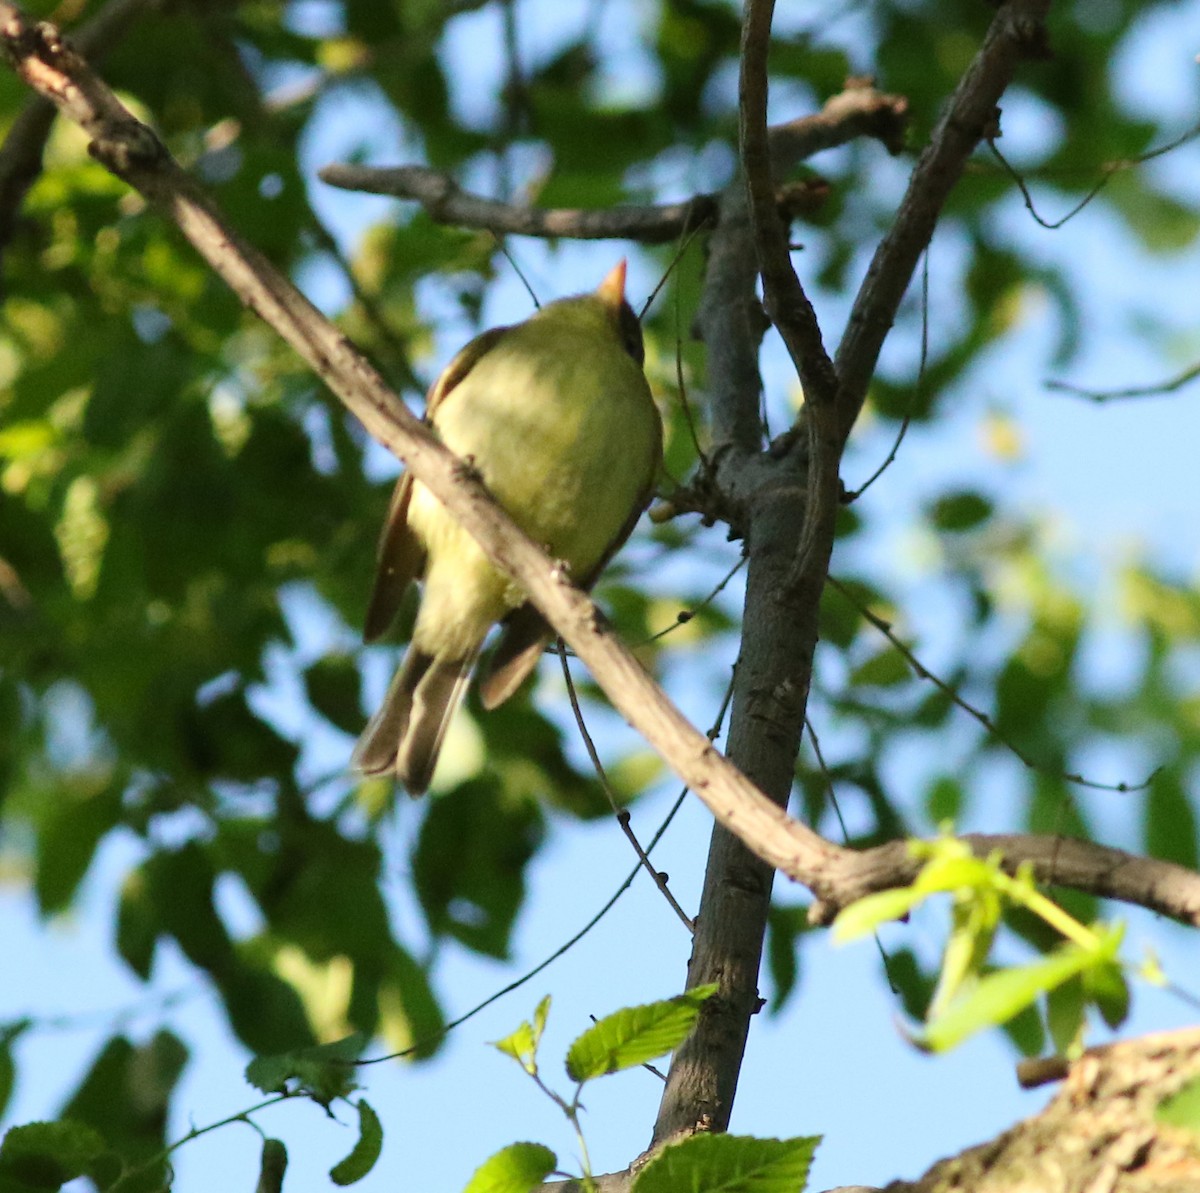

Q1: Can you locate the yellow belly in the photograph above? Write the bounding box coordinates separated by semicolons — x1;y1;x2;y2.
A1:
408;316;659;660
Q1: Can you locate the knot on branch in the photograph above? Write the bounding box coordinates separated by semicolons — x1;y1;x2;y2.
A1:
88;119;165;175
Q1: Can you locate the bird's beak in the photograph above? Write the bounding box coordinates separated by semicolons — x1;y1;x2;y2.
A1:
596;259;628;313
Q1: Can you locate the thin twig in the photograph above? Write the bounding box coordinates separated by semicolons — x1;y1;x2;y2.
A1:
361;790;690;1065
638;216;708;322
804;717;851;841
845;251;926;502
1047;358;1200;403
827;575;1159;795
492;231;542;309
739;0;837;407
988;117;1200;232
642;555;746;645
559;639;695;933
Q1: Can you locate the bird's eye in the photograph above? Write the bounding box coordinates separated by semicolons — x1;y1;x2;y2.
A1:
617;302;645;366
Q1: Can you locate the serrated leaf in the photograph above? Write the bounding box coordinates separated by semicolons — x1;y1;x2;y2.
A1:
245;1032;366;1104
0;1119;109;1189
1157;1075;1200;1134
565;985;717;1083
632;1132;820;1193
330;1100;383;1186
462;1142;557;1193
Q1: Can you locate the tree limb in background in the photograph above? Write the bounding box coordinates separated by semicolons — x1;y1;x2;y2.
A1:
317;83;907;246
320;163;722;243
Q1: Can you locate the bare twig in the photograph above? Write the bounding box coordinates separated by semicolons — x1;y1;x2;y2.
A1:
739;0;837;407
641;555;746;646
558;640;695;933
1047;359;1200;403
827;575;1158;795
845;252;927;501
319;164;721;244
318;85;907;251
988;117;1200;232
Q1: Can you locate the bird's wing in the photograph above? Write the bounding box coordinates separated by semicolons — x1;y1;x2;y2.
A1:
479;415;662;709
362;325;513;642
425;324;511;419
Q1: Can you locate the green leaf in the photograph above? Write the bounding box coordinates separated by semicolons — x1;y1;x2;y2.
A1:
330;1100;383;1186
245;1032;366;1105
115;867;158;980
765;904;810;1013
1145;767;1198;870
34;782;122;915
1084;959;1130;1030
60;1031;187;1174
462;1142;557;1193
0;1120;109;1190
849;647;911;688
413;780;544;958
832;887;925;941
564;985;717;1083
1045;974;1086;1057
257;1138;288;1193
928;491;994;532
0;1021;27;1124
304;654;364;735
492;996;551;1076
921;933;1119;1052
924;776;963;824
632;1133;820;1193
1156;1075;1200;1134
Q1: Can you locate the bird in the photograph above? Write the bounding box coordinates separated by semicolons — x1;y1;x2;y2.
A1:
352;260;663;795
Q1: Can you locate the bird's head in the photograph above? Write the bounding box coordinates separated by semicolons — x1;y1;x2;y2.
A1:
532;260;646;367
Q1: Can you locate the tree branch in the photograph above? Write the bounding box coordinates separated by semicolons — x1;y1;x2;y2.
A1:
810;833;1200;928
0;0;163;263
739;0;837;407
317;84;907;248
833;0;1052;445
319;163;722;243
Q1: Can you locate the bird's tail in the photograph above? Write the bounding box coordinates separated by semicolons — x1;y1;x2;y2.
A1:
351;646;476;796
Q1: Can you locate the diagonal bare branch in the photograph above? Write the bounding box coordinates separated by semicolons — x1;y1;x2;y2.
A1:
834;0;1052;445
